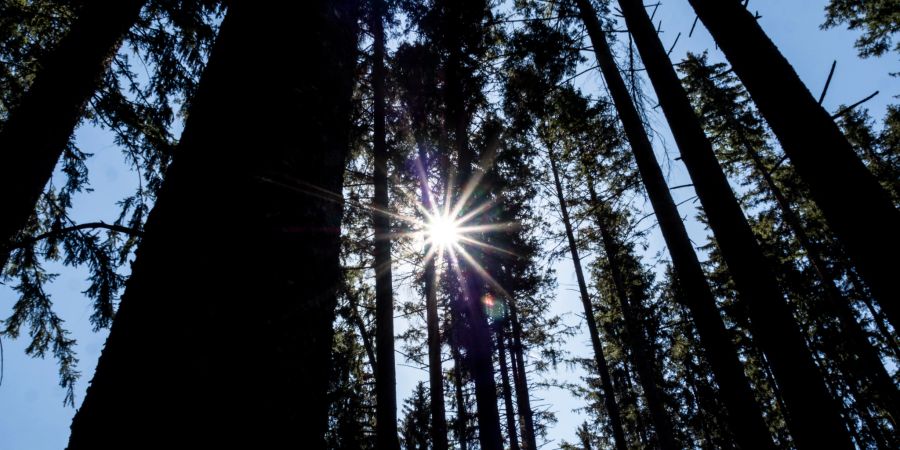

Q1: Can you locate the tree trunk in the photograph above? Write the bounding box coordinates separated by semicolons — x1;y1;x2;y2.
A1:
67;1;359;448
508;299;538;450
371;1;400;448
451;338;470;450
685;0;900;331
0;0;146;269
546;143;628;450
615;1;853;447
573;1;775;448
442;2;504;447
497;326;521;450
586;178;679;450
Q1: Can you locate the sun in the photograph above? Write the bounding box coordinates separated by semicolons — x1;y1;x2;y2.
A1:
426;213;462;249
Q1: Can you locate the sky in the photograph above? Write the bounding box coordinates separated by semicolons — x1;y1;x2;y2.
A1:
1;1;897;449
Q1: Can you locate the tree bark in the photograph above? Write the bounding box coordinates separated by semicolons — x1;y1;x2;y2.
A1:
0;0;146;269
547;143;628;450
67;1;359;448
685;0;900;332
371;1;400;448
615;1;853;447
585;179;679;450
573;1;776;447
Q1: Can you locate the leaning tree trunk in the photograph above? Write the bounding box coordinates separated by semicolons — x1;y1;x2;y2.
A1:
685;0;900;331
585;178;679;450
615;1;853;447
67;1;359;448
370;1;400;448
547;143;628;450
573;1;775;448
0;0;146;269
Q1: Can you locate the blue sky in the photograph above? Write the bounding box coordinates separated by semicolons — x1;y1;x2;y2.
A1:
1;1;897;449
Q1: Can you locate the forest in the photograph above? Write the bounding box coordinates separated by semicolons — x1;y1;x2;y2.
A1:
0;0;897;448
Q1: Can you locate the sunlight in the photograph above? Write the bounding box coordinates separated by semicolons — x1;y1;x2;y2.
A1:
426;213;462;249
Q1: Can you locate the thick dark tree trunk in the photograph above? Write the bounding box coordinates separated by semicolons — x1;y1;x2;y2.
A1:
66;2;359;448
585;179;679;450
497;326;521;450
685;0;900;331
546;144;628;450
615;1;853;447
508;300;538;450
370;1;400;448
573;1;776;448
0;0;146;269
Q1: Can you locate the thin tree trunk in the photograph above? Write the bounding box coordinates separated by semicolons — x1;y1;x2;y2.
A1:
371;1;400;448
508;300;538;450
424;250;450;450
0;0;146;269
573;1;775;448
497;326;521;450
685;0;900;331
409;77;451;450
615;1;853;447
67;2;359;448
546;143;628;450
451;338;470;450
586;178;679;450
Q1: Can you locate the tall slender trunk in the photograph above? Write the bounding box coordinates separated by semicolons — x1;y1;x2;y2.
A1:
442;2;503;448
67;2;359;448
615;1;852;447
685;0;900;331
508;300;538;450
0;0;146;269
546;143;628;450
497;326;521;450
424;249;450;450
371;1;400;448
586;178;679;450
409;86;451;450
740;139;900;427
451;337;470;450
573;1;776;447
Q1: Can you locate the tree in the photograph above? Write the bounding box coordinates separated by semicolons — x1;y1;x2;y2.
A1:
369;0;400;447
545;136;628;450
67;1;360;447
